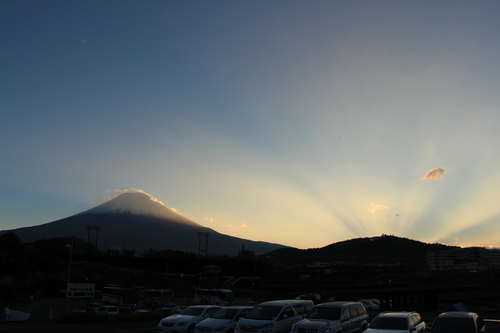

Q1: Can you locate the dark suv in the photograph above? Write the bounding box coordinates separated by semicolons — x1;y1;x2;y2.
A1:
428;312;486;333
290;301;369;333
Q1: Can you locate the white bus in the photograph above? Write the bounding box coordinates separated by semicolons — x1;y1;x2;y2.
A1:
194;288;234;306
102;284;125;305
143;289;174;308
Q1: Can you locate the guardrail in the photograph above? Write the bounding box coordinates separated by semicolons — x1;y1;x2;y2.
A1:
2;308;30;322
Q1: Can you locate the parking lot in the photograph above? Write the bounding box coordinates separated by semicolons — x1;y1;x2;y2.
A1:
2;314;500;333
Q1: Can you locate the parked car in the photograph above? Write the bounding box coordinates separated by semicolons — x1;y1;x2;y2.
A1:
96;305;120;315
359;300;379;311
427;312;486;333
365;311;425;333
236;300;314;333
195;306;254;333
156;303;183;315
118;306;134;314
158;305;223;333
290;301;369;333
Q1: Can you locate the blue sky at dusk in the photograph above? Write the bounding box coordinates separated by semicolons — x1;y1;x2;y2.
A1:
2;1;500;249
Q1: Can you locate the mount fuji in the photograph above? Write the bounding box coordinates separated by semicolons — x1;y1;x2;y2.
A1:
1;191;287;256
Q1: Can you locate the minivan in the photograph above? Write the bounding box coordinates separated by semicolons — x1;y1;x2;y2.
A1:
290;301;369;333
235;300;314;333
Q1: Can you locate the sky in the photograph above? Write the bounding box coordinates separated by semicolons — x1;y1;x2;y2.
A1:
2;1;500;250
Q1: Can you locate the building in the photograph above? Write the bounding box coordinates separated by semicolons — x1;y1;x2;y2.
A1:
426;247;500;271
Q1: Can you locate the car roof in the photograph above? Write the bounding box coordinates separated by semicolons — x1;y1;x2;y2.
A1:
315;301;360;308
221;306;254;309
437;312;477;319
375;312;417;318
189;305;222;308
258;299;314;306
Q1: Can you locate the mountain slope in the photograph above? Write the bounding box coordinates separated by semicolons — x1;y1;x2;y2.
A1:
1;191;286;256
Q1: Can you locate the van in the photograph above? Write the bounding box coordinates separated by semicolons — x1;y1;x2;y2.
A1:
96;305;119;315
290;301;369;333
235;300;314;333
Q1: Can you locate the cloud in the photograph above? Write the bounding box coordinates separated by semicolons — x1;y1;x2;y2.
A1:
204;217;214;224
241;223;248;228
103;189;166;206
421;167;446;180
368;203;389;214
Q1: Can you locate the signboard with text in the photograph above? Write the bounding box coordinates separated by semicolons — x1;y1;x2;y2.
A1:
66;283;95;298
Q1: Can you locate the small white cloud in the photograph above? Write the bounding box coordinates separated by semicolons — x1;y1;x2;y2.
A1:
204;217;214;224
421;167;446;180
241;223;248;228
368;203;389;214
170;207;178;213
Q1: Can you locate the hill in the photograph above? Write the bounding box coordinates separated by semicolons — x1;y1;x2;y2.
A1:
266;234;458;265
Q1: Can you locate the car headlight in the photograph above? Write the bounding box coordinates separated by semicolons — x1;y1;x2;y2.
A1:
178;321;189;326
214;326;225;332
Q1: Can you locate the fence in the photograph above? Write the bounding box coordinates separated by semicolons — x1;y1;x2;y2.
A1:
2;308;30;322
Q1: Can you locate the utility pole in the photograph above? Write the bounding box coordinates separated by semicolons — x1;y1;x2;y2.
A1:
197;232;210;257
85;225;102;253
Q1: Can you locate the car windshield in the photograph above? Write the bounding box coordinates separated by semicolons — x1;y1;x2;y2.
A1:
431;317;476;333
245;305;282;320
370;317;408;330
306;307;342;320
212;308;240;320
180;307;205;316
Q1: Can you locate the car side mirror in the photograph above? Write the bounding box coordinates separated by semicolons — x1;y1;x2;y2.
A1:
410;326;416;332
342;316;350;322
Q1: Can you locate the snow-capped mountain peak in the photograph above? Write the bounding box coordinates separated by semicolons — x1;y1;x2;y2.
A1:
79;190;199;226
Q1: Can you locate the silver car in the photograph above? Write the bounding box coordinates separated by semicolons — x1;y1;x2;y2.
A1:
158;305;222;333
195;306;253;333
364;311;425;333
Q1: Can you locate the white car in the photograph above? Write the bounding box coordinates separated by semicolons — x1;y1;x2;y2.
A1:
364;311;425;333
195;306;253;333
158;305;222;333
96;305;119;315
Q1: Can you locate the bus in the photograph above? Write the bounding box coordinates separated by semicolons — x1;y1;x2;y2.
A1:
102;284;125;305
194;288;234;306
143;289;174;308
102;284;143;305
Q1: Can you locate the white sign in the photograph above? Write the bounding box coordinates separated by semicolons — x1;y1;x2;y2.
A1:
66;283;95;298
